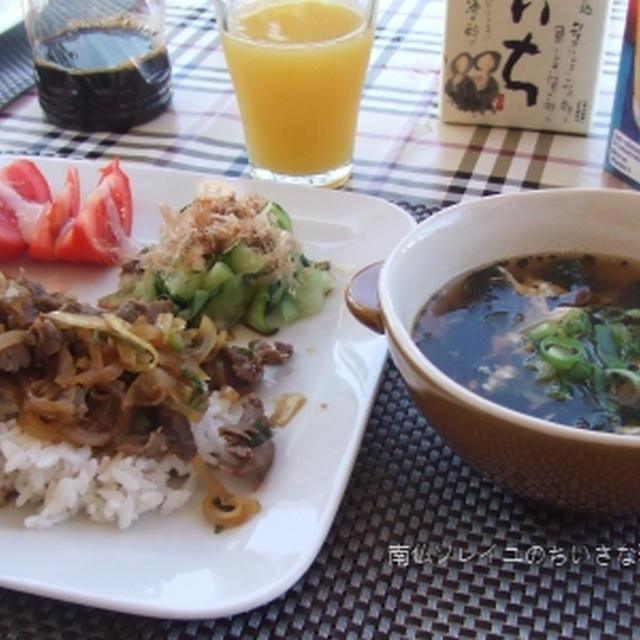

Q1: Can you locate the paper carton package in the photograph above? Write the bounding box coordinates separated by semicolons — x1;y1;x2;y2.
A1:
440;0;611;134
606;0;640;188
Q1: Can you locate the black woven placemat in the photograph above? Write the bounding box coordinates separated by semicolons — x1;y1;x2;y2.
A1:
0;203;638;638
0;21;34;110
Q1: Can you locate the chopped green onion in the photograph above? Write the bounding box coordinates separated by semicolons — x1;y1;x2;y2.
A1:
560;308;590;337
610;323;632;360
539;336;585;370
526;321;558;342
624;309;640;321
595;324;626;369
130;410;153;435
246;418;272;448
567;359;593;382
605;369;640;407
167;328;185;351
525;355;556;382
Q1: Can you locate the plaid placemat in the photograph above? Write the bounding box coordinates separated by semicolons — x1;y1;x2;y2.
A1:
0;0;630;209
0;333;638;638
0;21;34;111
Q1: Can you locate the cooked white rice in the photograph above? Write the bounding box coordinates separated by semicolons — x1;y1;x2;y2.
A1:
0;390;244;529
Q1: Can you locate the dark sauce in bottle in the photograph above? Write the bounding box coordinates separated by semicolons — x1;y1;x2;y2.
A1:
33;24;172;132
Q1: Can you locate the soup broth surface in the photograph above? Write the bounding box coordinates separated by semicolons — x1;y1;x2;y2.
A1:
413;253;640;433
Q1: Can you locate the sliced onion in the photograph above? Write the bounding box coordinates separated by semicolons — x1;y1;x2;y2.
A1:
192;456;261;530
270;392;306;427
45;310;108;332
66;362;124;387
122;368;172;409
19;409;63;443
0;329;27;352
54;346;77;386
104;313;159;371
202;492;261;530
190;314;220;363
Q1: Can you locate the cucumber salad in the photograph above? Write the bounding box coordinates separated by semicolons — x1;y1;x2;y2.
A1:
100;180;334;334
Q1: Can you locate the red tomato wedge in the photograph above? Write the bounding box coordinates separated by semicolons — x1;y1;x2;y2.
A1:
0;157;132;264
55;160;133;265
0;203;27;261
0;159;53;258
99;158;132;236
55;186;123;265
28;167;80;261
0;159;52;205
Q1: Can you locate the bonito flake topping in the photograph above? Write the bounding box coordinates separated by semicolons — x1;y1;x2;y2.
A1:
140;181;301;287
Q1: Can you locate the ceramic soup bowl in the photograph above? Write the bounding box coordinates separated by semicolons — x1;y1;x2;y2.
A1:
347;188;640;514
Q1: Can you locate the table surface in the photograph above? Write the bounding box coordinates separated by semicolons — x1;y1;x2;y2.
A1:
1;0;639;637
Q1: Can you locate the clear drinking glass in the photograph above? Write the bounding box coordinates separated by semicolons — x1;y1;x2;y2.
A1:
215;0;377;188
21;0;172;132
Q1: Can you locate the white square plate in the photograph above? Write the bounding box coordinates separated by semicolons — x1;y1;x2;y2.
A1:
0;156;416;619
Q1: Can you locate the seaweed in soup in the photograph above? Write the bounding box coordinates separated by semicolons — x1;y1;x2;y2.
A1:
615;279;640;309
412;253;640;434
539;254;594;291
416;264;526;374
462;264;510;305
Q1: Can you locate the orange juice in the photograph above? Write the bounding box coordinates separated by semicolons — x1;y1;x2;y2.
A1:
221;0;374;180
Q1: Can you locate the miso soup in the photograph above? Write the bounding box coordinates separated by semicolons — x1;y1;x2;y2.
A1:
412;253;640;433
